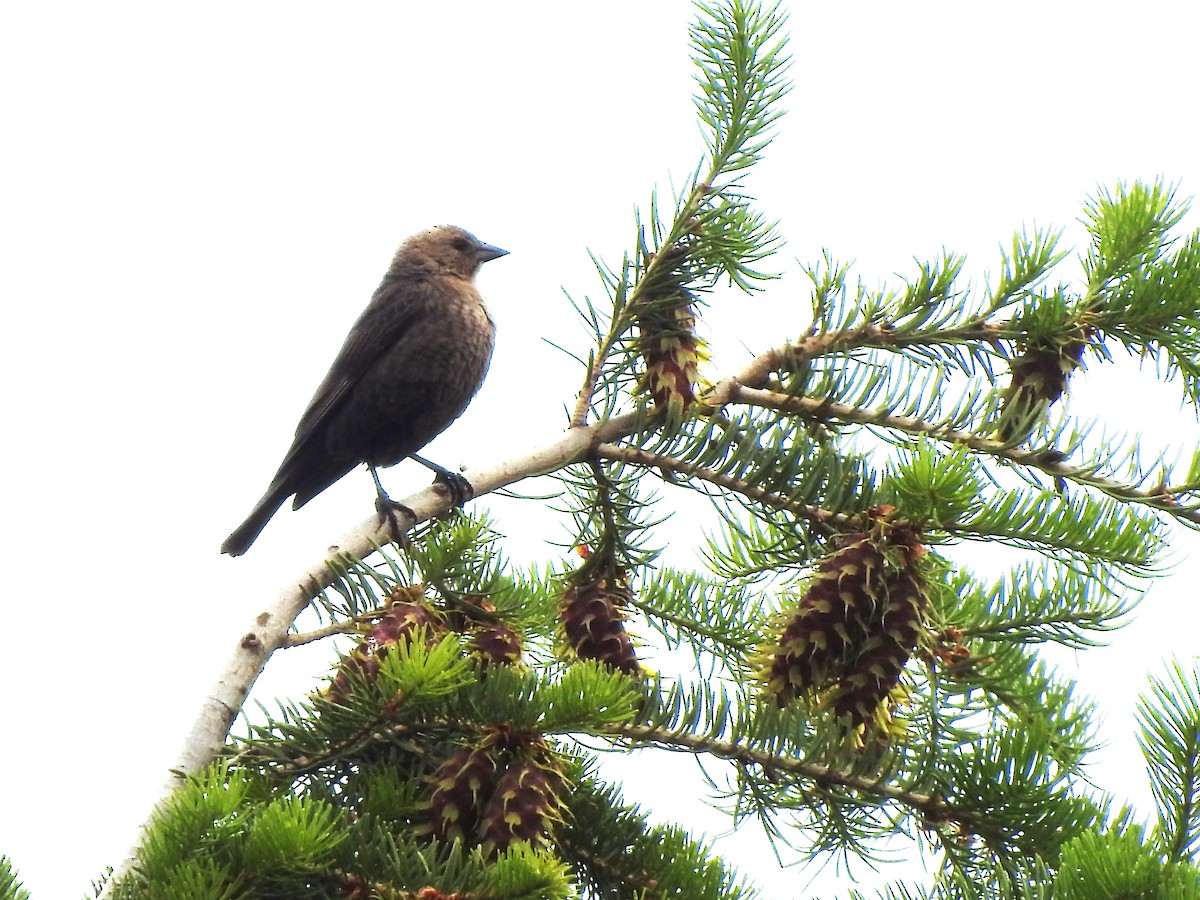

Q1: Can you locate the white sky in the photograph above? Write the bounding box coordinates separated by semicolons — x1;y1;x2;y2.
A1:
3;1;1200;896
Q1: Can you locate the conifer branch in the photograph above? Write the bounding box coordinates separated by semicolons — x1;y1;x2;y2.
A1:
560;838;661;896
604;722;999;836
596;441;851;531
569;0;789;428
705;323;1005;404
283;608;397;647
731;384;1200;526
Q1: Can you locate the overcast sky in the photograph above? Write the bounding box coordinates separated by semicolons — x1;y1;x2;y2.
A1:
3;1;1200;896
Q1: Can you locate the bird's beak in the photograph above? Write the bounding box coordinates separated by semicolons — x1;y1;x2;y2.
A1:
475;242;509;263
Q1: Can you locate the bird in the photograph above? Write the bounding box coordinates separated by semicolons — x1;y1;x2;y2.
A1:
221;225;508;556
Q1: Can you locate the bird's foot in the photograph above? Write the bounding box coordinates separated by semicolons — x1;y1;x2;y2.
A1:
375;495;416;548
433;470;475;508
409;454;475;509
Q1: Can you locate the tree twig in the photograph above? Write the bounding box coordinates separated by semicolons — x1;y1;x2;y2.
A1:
596;441;850;532
732;384;1200;525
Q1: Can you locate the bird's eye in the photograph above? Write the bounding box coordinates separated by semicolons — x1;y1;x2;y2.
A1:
452;237;471;252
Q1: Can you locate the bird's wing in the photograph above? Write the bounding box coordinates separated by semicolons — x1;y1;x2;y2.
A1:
281;280;426;466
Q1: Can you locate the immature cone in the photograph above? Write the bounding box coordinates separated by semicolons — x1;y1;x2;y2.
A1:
469;620;524;667
759;532;887;706
426;733;504;843
326;594;441;701
479;739;569;854
758;514;929;731
829;567;926;728
559;567;640;675
997;337;1086;443
636;282;703;417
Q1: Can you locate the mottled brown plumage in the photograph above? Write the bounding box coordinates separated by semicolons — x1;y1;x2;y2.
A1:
221;225;507;556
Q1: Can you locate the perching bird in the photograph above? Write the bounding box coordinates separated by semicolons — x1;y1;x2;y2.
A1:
221;225;508;556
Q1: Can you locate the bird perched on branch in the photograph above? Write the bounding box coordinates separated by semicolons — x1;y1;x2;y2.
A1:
221;225;508;556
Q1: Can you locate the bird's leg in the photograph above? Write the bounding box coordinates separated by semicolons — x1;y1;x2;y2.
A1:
409;454;475;508
370;465;415;545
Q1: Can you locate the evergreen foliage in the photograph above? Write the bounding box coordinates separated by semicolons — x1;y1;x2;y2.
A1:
86;0;1200;897
0;857;31;900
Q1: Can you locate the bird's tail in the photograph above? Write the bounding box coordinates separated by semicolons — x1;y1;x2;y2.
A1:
221;482;293;556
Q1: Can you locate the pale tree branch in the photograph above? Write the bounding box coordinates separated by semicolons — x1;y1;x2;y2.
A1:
184;411;645;774
106;411;646;893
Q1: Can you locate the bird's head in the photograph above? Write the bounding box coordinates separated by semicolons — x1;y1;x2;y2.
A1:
403;225;509;279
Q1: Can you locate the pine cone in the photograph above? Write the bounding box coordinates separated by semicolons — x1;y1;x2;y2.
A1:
758;532;887;706
368;599;441;646
758;515;930;733
997;337;1086;443
479;740;568;853
469;620;523;667
829;568;926;728
426;737;502;843
326;598;441;701
415;890;467;900
559;569;640;675
637;288;703;417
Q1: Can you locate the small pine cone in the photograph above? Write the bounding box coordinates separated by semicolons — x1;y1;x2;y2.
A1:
470;620;523;667
758;533;888;706
325;599;442;701
830;567;927;728
997;338;1086;442
426;741;501;844
881;519;924;567
559;572;640;675
479;741;568;853
637;287;703;417
326;647;380;703
368;600;440;648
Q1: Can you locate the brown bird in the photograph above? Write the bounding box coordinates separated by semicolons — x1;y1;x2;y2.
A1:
221;225;508;556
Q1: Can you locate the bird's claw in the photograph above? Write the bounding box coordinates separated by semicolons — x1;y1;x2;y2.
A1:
433;470;474;508
375;496;416;547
